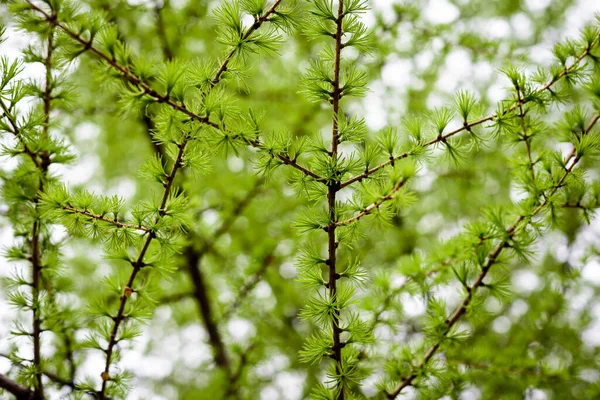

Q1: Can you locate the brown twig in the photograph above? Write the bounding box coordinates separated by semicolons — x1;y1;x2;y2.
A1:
0;98;41;169
0;373;34;400
206;0;283;95
335;178;408;227
185;247;231;372
326;1;346;398
27;20;57;399
62;205;152;232
515;83;536;184
98;140;187;399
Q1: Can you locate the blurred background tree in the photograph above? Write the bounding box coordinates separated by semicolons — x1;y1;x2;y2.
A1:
1;0;600;399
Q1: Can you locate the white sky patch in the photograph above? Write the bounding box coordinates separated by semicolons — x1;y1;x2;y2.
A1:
438;49;473;92
372;0;398;26
424;0;460;24
492;315;512;334
400;293;426;317
382;57;413;90
481;18;512;40
415;50;435;71
459;386;482;400
363;81;388;130
512;270;541;294
582;259;600;286
227;317;256;343
525;0;552;12
106;178;138;201
582;322;600;346
511;13;534;41
527;389;549;400
274;371;306;400
509;299;530;319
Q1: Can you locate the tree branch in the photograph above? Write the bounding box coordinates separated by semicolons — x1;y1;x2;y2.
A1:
0;98;42;169
335;178;408;227
0;373;33;400
24;0;325;183
62;205;152;233
99;140;187;399
341;31;600;189
326;1;346;398
185;247;231;373
515;83;536;185
386;113;600;399
153;0;173;60
206;0;283;95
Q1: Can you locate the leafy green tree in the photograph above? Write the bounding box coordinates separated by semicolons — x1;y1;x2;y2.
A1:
1;0;600;399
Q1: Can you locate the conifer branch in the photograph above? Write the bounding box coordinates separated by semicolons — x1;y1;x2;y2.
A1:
207;0;283;94
201;181;264;248
61;205;152;232
0;354;77;392
98;140;187;399
159;249;274;316
327;1;346;398
28;18;57;399
224;345;255;398
0;373;33;400
386;113;600;399
340;31;600;189
515;84;536;184
0;98;42;169
371;263;448;328
25;0;325;183
335;178;408;227
447;359;560;379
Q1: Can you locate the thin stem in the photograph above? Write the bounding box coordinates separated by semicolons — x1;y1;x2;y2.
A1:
515;84;536;184
63;331;76;389
0;353;77;391
327;1;345;398
371;263;448;329
99;141;187;399
207;0;283;95
335;178;408;227
224;345;255;398
29;22;56;400
0;98;42;169
62;205;152;232
341;31;600;189
386;113;600;399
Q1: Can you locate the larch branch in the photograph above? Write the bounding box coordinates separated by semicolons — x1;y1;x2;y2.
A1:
386;113;600;399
